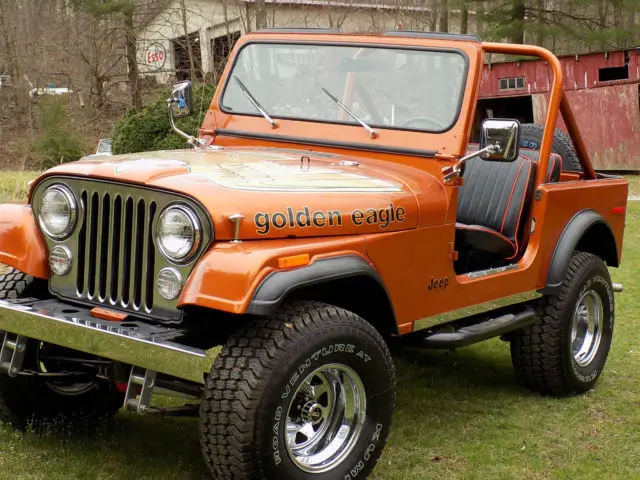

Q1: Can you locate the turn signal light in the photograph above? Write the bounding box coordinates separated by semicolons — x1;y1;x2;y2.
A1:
278;254;310;269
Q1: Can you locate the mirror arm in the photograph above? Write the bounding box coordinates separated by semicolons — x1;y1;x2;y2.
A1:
167;99;205;147
458;143;500;164
443;143;500;183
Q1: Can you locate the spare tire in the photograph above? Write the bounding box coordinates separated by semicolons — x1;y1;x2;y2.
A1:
520;123;582;172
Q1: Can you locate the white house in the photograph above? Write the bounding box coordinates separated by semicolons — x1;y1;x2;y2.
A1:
137;0;476;84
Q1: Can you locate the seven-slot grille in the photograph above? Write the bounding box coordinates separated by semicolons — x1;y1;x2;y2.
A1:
76;190;157;313
36;178;211;322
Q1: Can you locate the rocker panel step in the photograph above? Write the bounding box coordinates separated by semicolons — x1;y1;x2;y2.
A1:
423;306;536;349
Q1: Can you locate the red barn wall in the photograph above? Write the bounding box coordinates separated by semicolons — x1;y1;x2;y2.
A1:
480;49;640;170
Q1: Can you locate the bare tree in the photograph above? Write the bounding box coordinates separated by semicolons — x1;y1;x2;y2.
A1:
511;0;525;43
0;1;25;106
123;4;143;111
179;0;197;81
255;0;268;29
61;10;125;108
439;0;449;31
460;0;469;33
476;0;485;35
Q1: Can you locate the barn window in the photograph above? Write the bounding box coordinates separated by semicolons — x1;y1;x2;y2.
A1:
499;76;525;90
598;65;629;82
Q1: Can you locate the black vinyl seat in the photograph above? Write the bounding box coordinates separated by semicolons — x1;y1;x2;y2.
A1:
455;151;561;260
524;150;562;183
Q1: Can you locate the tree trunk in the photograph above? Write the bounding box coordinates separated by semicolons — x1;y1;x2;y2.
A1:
625;1;636;48
597;0;609;50
460;0;468;34
439;0;449;32
477;1;485;36
535;0;544;46
0;0;26;108
179;0;197;81
94;72;105;109
511;0;526;44
611;0;623;28
255;0;267;29
123;7;142;111
430;0;438;31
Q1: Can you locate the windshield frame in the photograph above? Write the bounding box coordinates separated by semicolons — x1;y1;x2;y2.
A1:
218;40;470;135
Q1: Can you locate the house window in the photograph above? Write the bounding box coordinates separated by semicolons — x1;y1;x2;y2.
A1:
211;32;241;79
499;76;525;90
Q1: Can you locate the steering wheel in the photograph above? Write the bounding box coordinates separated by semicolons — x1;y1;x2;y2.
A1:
402;116;448;131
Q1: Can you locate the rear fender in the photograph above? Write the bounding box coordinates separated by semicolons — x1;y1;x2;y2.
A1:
0;204;48;278
541;209;618;295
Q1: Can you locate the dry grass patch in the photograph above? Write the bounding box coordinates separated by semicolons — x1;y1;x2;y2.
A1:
0;171;40;203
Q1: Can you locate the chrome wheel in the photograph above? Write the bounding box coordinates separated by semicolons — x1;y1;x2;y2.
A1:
285;363;366;473
571;289;603;367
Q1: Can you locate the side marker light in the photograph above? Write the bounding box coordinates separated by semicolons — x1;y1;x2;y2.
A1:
278;254;310;269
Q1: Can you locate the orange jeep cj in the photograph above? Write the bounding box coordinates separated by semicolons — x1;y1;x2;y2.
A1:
0;29;628;479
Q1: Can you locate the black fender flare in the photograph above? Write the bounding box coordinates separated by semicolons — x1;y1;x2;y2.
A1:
540;209;618;295
246;255;392;317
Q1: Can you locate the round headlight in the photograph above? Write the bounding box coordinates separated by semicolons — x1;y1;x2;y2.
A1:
38;185;77;240
156;205;201;263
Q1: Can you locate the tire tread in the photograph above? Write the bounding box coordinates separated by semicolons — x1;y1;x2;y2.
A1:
511;251;610;395
199;301;395;479
520;123;582;172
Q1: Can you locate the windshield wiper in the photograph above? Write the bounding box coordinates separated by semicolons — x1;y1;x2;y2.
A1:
321;87;377;138
234;76;277;128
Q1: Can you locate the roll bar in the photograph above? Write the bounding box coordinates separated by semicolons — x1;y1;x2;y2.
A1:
482;43;597;183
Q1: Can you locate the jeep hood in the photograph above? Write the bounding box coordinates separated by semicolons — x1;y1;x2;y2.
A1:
40;148;446;240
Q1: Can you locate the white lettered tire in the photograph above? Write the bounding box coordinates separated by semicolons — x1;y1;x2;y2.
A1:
199;301;396;479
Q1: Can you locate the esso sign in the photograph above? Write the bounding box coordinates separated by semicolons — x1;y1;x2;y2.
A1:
145;44;166;69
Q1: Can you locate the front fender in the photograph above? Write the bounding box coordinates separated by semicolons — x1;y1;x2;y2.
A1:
179;236;370;314
246;255;384;315
0;204;48;278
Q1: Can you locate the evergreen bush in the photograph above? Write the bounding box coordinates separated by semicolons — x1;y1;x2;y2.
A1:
32;97;85;168
112;84;216;155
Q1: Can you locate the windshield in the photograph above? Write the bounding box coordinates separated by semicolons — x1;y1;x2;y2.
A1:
221;43;467;133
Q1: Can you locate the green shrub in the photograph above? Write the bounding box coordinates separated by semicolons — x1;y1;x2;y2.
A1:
112;84;216;155
32;97;85;168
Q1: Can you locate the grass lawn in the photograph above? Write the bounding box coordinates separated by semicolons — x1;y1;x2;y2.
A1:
625;173;640;197
0;171;39;204
0;173;638;479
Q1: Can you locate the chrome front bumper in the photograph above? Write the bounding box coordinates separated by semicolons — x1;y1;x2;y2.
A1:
0;299;220;384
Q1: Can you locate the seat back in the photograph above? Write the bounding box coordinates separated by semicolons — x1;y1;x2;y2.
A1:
519;150;562;183
457;156;535;242
466;144;562;182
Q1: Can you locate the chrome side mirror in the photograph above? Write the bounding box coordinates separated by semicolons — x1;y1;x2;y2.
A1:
167;80;204;146
480;118;521;162
168;80;193;118
442;118;521;184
